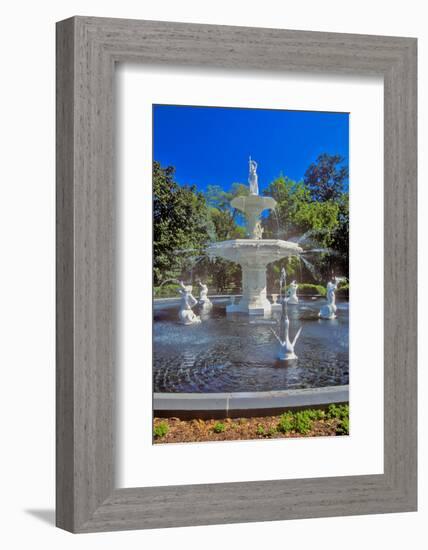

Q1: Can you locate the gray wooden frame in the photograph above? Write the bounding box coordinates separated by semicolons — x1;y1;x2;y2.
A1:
56;16;417;533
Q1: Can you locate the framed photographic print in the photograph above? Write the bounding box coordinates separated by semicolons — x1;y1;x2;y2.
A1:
56;16;417;532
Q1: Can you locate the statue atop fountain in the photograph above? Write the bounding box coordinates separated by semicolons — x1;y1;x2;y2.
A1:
319;277;339;320
271;268;302;360
198;281;212;309
248;156;259;195
178;281;201;325
206;158;302;314
254;220;264;240
287;280;299;304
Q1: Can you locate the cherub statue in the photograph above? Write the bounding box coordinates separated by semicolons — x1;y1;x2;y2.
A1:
287;280;299;304
198;280;212;309
319;277;339;320
178;281;201;325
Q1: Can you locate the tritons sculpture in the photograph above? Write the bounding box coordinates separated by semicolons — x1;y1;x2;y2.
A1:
178;281;201;325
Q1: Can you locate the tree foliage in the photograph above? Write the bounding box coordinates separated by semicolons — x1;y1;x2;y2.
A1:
262;167;349;282
153;153;349;293
304;153;348;202
153;162;213;286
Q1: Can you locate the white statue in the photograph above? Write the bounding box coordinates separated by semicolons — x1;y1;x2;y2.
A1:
198;281;212;309
319;277;339;320
248;156;259;195
272;316;302;360
272;272;302;360
178;281;201;325
253;220;264;240
287;280;299;304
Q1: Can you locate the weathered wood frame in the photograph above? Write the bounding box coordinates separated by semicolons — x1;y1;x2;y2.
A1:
56;16;417;533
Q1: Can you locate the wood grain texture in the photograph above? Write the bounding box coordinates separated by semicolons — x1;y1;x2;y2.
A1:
56;16;417;533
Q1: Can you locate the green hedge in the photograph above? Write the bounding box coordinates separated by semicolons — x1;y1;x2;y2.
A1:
336;283;349;298
154;283;180;298
296;283;326;297
154;282;348;299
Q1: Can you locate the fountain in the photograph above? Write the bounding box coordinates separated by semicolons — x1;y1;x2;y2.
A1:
271;268;302;360
287;280;299;304
319;277;339;320
178;281;201;325
207;158;303;314
198;280;212;310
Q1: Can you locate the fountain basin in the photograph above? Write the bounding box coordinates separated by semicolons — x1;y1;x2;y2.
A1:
207;239;303;314
207;239;302;264
153;298;349;394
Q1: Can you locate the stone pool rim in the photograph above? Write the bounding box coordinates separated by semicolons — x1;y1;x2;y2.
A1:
154;384;349;419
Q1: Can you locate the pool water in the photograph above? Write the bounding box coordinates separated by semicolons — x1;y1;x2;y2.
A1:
153;298;349;393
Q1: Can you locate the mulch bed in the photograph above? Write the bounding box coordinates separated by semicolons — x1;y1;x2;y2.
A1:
153;415;343;444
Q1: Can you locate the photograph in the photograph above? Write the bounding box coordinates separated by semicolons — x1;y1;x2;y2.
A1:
152;104;350;443
0;2;419;543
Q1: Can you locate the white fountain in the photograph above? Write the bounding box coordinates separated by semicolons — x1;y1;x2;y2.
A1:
207;158;302;314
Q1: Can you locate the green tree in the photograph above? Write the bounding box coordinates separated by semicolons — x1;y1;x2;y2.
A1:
153;162;213;286
304;153;348;202
262;173;347;283
201;207;245;293
330;192;349;276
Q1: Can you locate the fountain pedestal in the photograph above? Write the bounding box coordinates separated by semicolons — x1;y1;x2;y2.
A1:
228;264;271;314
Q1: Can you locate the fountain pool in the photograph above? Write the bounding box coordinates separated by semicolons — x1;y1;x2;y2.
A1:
153;297;349;393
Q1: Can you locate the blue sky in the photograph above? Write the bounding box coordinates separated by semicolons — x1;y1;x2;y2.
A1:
153;104;349;193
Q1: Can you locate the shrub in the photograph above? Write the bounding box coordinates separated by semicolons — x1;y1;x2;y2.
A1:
297;283;326;297
336;417;350;435
267;427;277;437
153;421;169;439
336;282;349;298
326;404;340;419
278;413;295;433
153;283;180;298
256;425;266;436
305;408;325;421
294;411;313;434
213;422;226;433
327;403;349;436
327;403;349;420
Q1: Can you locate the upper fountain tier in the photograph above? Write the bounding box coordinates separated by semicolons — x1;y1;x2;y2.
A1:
231;195;277;239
